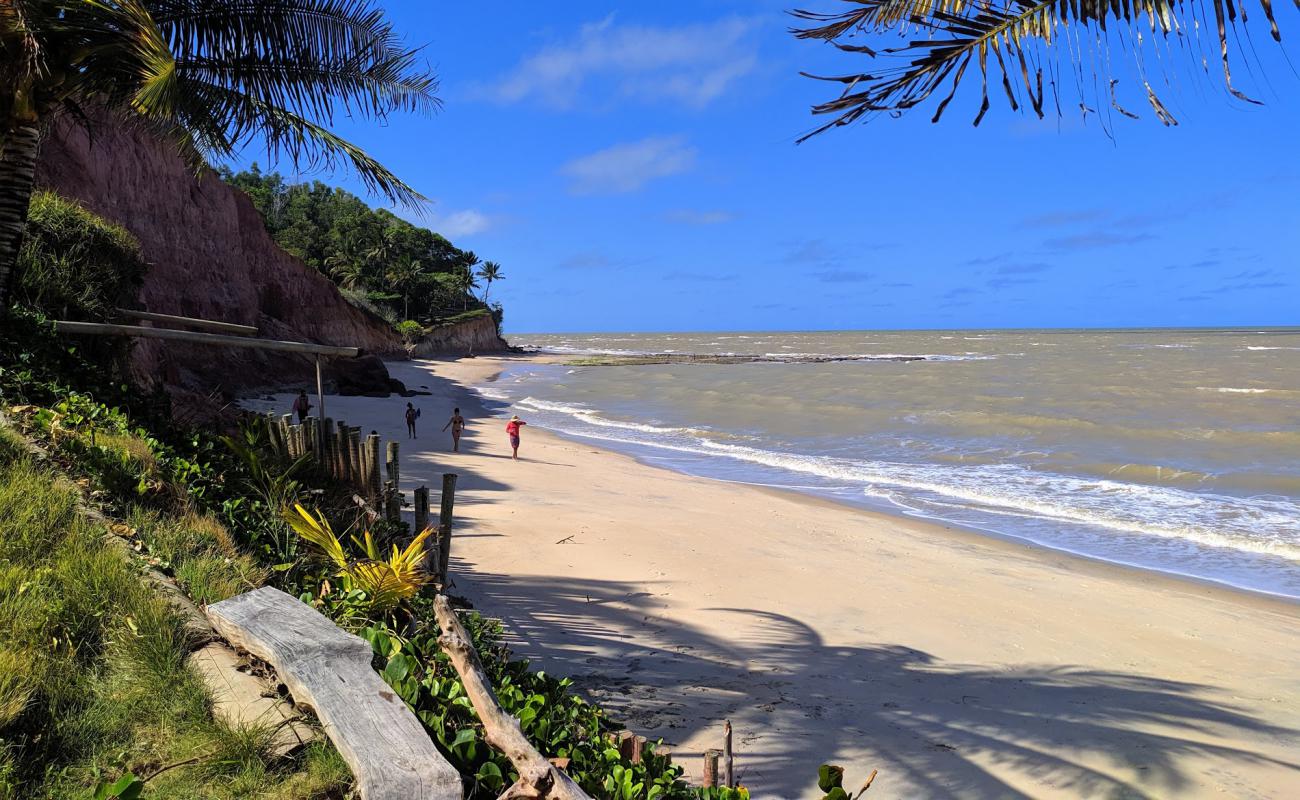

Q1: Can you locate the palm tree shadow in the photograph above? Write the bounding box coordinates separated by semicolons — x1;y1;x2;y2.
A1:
453;570;1300;799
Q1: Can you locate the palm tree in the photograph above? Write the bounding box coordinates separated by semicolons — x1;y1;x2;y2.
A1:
385;257;425;319
790;0;1289;135
454;266;479;311
366;226;401;275
1;0;438;305
324;234;366;288
476;261;503;304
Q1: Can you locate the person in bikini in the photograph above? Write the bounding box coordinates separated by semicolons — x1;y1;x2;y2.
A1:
442;407;466;452
506;415;526;460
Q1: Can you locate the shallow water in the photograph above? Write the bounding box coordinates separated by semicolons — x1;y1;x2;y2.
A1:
486;329;1300;598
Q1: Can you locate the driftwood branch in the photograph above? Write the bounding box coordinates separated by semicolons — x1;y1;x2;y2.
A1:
433;595;592;800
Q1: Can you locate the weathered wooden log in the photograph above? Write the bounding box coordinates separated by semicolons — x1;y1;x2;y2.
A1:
432;595;592;800
436;473;458;583
208;587;462;800
723;720;734;788
703;750;721;788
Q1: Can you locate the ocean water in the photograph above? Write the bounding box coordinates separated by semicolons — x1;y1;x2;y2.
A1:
481;330;1300;599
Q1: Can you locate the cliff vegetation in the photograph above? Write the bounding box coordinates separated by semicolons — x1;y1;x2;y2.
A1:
221;167;507;333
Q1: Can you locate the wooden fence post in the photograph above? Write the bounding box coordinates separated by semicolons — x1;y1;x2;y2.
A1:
305;417;318;459
414;486;430;533
332;418;347;480
345;427;360;488
703;750;721;788
386;440;400;490
280;415;294;457
366;433;382;502
266;414;283;456
436;473;458;583
384;482;400;524
322;418;335;471
724;720;734;788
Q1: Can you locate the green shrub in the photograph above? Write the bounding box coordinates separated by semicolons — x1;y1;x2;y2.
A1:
15;192;148;321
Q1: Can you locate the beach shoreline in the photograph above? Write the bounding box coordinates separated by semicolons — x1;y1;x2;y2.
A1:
247;353;1300;798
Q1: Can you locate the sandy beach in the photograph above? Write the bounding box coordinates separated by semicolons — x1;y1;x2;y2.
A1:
264;355;1300;799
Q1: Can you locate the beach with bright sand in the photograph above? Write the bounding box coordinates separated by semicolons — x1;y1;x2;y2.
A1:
255;354;1300;799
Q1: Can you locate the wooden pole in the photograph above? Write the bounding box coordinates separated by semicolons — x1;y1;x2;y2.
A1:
280;415;293;457
703;750;721;788
437;473;458;583
115;308;258;336
414;486;430;533
724;720;734;788
54;320;359;356
315;354;326;422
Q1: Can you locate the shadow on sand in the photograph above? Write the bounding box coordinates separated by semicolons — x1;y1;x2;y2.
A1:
452;569;1299;798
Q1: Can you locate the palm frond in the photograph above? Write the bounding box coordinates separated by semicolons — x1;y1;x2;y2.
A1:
15;0;435;207
284;503;348;568
791;0;1290;135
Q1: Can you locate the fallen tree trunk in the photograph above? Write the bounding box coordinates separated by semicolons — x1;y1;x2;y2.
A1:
433;595;593;800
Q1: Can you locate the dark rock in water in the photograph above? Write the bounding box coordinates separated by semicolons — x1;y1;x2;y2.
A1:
387;378;408;396
332;355;394;397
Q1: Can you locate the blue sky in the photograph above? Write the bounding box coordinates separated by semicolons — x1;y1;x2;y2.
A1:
238;1;1299;333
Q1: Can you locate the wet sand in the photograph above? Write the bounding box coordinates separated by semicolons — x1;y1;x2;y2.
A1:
262;355;1300;799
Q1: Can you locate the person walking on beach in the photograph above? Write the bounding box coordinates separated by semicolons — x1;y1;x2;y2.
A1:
442;407;465;452
405;402;420;439
292;390;311;424
506;415;526;460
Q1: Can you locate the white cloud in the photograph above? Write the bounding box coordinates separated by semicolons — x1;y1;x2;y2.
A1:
664;209;735;225
561;136;697;195
432;209;491;238
485;15;759;109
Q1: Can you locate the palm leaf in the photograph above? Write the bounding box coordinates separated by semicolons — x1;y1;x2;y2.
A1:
791;0;1289;134
284;503;348;568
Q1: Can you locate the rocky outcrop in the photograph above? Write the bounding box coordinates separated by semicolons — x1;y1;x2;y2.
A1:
34;114;403;399
410;313;508;357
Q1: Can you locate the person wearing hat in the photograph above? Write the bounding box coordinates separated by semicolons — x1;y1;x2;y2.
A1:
505;415;526;460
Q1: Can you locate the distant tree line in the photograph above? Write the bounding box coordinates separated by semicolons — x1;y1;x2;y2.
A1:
220;165;504;328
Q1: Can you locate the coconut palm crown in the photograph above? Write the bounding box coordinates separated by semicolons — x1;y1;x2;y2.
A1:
0;0;439;303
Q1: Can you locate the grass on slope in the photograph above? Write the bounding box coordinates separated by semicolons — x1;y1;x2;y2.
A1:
0;426;348;799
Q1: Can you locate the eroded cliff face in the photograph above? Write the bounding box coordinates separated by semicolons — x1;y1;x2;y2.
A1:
411;313;508;357
34;115;403;400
